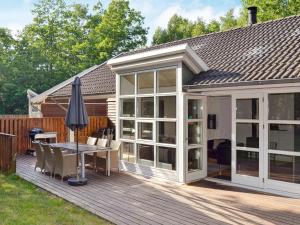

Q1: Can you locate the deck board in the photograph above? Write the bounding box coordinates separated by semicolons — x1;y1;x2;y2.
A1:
16;156;300;225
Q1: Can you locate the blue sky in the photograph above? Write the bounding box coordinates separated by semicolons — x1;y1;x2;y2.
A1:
0;0;241;44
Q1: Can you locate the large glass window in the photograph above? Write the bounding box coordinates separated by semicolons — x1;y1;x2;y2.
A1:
269;153;300;184
157;69;176;93
121;98;135;117
236;123;259;148
269;124;300;151
137;144;154;166
119;68;178;170
138;122;153;140
137;97;154;118
120;120;135;140
158;122;176;144
188;122;202;145
236;99;259;120
188;148;202;171
121;142;135;163
158;96;176;118
137;71;154;94
157;147;176;170
236;151;259;177
188;99;202;119
269;93;300;120
120;74;135;95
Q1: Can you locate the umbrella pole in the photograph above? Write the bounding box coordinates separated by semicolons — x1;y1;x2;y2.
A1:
76;127;79;179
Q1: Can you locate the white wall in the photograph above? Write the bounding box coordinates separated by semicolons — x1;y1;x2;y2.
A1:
207;96;231;140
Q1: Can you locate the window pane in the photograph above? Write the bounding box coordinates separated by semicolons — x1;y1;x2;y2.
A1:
188;122;202;145
120;74;135;95
236;99;259;120
137;144;154;166
157;147;176;170
120;120;135;140
121;98;134;117
269;124;300;152
269;93;300;120
137;71;154;94
188;99;202;119
269;154;300;184
138;122;153;140
157;69;176;93
236;123;259;148
158;96;176;118
137;97;154;118
236;151;259;177
158;122;176;144
121;142;135;163
188;148;202;171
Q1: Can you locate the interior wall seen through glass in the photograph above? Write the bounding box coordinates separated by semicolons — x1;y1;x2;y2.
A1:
157;69;176;93
269;93;300;120
158;122;176;144
158;96;176;118
157;147;176;170
137;71;154;94
120;74;135;95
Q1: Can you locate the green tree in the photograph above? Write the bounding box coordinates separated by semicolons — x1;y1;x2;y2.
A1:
0;0;148;114
238;0;300;25
90;0;148;62
220;9;238;31
207;20;221;33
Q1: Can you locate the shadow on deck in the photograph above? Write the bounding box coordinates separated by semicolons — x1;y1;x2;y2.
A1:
17;155;300;225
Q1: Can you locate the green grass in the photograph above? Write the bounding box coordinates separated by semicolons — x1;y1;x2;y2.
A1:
0;174;112;225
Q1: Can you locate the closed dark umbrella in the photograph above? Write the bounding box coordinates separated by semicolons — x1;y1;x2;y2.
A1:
65;77;88;186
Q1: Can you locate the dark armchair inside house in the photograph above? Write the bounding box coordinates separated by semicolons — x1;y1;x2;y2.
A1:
207;139;232;180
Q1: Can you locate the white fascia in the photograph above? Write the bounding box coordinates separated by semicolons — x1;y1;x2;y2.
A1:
107;44;209;74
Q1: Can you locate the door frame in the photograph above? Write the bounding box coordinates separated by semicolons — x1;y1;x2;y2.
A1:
232;93;264;188
185;94;207;183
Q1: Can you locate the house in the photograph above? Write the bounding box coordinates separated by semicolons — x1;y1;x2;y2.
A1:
29;8;300;197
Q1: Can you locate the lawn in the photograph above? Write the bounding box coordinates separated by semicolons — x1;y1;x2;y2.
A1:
0;174;112;225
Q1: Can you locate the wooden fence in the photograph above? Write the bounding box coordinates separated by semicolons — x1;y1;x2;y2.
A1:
0;116;108;154
0;133;16;173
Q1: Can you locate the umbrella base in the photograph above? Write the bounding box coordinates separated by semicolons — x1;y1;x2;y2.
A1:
68;177;88;186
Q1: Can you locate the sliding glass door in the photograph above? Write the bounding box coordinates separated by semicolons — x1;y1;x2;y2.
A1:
232;93;264;188
264;92;300;194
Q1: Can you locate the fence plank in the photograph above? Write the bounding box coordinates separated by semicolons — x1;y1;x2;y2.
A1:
0;116;107;154
0;133;16;172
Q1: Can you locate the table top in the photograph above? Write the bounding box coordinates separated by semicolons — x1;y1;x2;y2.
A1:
50;142;112;153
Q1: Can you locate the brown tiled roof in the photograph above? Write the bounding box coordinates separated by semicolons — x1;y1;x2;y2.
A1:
50;63;115;97
50;15;300;97
122;15;300;88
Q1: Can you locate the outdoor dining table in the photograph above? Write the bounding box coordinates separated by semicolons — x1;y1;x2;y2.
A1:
50;142;113;178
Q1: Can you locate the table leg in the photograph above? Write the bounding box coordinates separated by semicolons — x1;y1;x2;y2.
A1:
107;151;111;176
81;152;85;179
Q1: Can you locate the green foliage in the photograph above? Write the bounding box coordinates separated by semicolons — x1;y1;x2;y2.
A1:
0;174;111;225
0;0;148;114
152;14;221;45
220;9;238;31
152;0;300;44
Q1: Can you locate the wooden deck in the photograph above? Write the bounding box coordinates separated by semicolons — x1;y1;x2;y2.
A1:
17;156;300;225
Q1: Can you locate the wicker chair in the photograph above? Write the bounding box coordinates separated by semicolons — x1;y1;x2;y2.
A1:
96;140;121;174
52;146;77;181
87;136;97;145
33;141;45;173
85;139;108;169
41;143;55;176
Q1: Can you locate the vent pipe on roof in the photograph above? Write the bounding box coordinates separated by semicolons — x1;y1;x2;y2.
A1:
248;6;257;25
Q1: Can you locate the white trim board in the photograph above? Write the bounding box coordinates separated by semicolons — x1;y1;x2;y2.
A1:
108;44;209;74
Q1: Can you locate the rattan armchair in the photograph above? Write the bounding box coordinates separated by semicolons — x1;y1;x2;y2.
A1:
32;141;45;173
52;146;77;181
41;143;55;176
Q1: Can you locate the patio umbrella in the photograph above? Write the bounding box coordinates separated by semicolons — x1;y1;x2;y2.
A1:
65;76;88;186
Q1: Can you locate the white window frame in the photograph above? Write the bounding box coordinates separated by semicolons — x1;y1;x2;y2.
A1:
118;66;179;171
